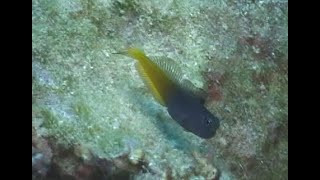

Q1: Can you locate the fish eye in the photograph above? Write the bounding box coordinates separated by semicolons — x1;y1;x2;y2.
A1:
205;116;212;125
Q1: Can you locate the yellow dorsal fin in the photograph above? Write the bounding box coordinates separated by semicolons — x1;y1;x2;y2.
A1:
135;62;166;106
124;48;174;106
149;56;183;84
117;48;204;106
150;56;206;101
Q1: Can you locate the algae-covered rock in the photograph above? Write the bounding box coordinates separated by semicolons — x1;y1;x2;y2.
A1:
32;0;287;179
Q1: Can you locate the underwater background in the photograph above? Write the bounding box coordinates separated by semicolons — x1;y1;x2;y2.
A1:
32;0;288;179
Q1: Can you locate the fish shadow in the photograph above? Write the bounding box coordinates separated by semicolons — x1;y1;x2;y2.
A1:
126;87;200;153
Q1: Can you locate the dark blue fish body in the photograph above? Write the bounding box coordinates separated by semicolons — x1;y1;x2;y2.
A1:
167;86;220;139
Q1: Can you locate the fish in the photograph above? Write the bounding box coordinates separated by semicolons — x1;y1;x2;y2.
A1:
117;48;220;139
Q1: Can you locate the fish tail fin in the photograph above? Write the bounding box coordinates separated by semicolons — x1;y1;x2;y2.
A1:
114;48;147;63
114;47;168;106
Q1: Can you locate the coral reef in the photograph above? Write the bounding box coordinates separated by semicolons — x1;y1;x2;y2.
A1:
32;0;288;179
